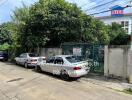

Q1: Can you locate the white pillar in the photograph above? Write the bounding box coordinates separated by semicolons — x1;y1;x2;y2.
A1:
104;45;109;76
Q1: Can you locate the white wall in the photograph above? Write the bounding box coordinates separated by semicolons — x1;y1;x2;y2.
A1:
104;46;132;83
99;16;132;34
127;50;132;83
104;46;128;78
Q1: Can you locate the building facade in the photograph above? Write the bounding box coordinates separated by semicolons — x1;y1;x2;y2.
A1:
97;13;132;34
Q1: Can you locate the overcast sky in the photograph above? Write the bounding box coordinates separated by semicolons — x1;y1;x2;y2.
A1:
0;0;131;23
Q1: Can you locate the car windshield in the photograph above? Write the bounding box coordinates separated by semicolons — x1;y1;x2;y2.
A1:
0;51;7;54
29;53;38;57
66;56;83;63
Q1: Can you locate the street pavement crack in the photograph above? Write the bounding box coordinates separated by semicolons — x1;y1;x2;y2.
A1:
7;78;24;83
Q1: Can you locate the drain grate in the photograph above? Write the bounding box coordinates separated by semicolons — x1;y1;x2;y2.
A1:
7;78;24;82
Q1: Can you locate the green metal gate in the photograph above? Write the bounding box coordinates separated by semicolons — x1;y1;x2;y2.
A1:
61;43;104;73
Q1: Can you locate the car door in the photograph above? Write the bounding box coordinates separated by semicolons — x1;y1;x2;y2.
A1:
42;57;55;73
52;57;64;75
18;54;24;64
20;53;28;65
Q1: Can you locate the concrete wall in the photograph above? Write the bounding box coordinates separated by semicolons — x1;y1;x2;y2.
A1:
104;46;128;79
127;50;132;83
38;48;62;58
104;45;132;83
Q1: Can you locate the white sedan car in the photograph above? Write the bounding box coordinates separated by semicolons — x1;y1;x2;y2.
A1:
35;55;90;80
15;53;45;68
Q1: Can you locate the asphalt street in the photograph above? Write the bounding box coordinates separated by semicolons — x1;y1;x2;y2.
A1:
0;62;132;100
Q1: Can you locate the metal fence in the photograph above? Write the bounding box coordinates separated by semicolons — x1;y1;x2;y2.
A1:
61;43;104;73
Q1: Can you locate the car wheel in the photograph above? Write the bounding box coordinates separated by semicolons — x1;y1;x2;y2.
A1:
24;62;28;68
60;70;69;81
35;66;42;72
15;61;18;65
2;59;5;62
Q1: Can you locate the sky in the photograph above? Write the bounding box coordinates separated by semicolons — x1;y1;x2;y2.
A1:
0;0;131;23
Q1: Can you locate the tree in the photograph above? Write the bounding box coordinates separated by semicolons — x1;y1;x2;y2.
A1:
11;3;49;52
107;23;130;45
2;0;128;56
81;14;110;44
28;0;83;47
0;22;13;44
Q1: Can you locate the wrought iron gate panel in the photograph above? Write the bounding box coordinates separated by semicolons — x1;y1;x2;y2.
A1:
61;43;104;73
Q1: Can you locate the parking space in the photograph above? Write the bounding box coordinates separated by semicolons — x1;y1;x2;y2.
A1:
0;62;132;100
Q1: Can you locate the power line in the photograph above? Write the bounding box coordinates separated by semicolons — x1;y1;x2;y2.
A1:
89;5;132;15
89;9;111;15
97;0;130;13
85;0;119;12
80;0;98;8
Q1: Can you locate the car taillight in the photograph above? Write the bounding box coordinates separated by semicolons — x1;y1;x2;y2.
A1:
73;66;81;70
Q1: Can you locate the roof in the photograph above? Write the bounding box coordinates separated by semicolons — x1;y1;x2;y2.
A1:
96;13;132;19
110;5;124;10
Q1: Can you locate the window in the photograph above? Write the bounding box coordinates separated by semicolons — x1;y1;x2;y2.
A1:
121;21;129;33
23;54;27;58
20;53;27;58
20;54;24;58
38;58;46;62
28;53;38;57
54;57;64;64
46;57;55;63
66;56;83;63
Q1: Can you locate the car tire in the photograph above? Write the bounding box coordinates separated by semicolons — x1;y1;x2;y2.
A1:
35;66;42;72
2;59;5;62
15;61;18;65
60;70;70;81
24;62;28;68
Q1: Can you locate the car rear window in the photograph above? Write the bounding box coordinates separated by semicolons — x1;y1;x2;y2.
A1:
66;56;83;63
29;53;38;57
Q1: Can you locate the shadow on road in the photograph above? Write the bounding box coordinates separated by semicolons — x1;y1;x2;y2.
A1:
32;69;80;82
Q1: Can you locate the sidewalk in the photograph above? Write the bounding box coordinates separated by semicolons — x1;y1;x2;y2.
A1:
81;73;132;91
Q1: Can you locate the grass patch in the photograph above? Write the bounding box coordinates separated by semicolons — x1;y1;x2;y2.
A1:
123;88;132;95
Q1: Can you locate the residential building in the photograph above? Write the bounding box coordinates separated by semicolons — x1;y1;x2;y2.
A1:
97;13;132;34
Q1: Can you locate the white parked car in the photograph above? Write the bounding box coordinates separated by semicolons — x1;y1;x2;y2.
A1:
15;53;45;68
35;55;90;80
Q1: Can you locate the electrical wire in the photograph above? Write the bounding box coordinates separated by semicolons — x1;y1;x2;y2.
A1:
85;0;119;12
79;0;99;8
97;0;129;13
89;9;111;15
89;5;132;15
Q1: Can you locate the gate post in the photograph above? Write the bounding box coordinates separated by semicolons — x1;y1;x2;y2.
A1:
104;45;109;76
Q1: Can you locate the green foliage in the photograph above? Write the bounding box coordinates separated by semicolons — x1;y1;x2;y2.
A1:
0;43;10;50
123;88;132;95
0;22;13;44
29;0;83;46
0;0;129;58
81;15;110;44
108;23;130;45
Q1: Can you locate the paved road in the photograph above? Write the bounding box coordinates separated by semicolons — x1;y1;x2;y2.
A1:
0;62;132;100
